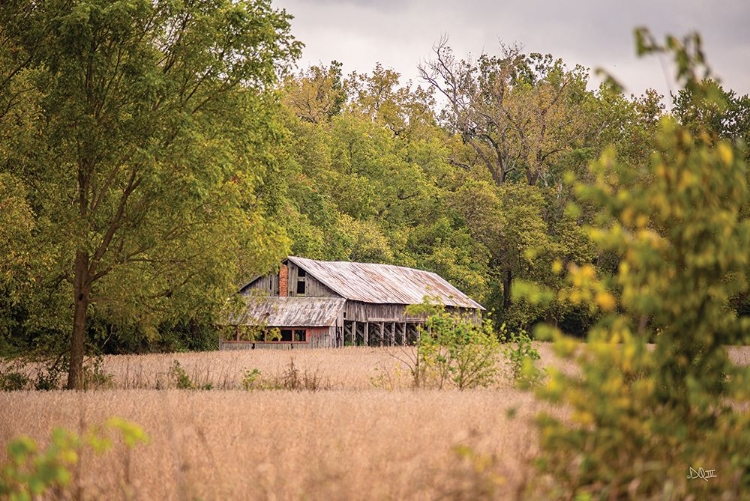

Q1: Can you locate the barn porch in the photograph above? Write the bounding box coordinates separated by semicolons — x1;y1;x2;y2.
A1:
341;320;421;347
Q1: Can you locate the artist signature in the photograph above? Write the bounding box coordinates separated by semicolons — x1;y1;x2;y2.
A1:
687;467;717;481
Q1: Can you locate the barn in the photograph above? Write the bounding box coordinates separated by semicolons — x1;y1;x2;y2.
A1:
220;256;484;350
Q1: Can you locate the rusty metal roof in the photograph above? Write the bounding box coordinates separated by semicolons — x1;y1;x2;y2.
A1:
287;256;484;309
235;296;345;327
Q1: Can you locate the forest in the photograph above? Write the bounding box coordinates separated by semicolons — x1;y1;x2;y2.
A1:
4;1;750;499
1;1;749;384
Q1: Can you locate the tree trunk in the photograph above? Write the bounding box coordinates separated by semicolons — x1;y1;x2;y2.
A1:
502;268;513;311
67;250;91;390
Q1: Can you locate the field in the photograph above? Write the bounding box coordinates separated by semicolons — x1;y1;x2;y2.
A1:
3;345;750;500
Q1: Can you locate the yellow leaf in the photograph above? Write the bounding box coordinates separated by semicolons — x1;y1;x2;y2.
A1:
717;142;733;166
595;291;616;312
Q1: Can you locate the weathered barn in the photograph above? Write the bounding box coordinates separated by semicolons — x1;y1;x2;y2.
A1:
220;256;484;350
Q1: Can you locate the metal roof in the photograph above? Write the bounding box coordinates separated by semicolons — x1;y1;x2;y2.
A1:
287;256;484;310
235;296;345;327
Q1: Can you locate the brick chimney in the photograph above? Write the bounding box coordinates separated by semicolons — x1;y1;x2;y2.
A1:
279;263;288;297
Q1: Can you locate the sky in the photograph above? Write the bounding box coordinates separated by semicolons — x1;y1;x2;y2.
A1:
273;0;750;100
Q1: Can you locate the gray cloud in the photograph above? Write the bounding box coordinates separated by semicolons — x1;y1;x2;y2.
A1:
275;0;750;97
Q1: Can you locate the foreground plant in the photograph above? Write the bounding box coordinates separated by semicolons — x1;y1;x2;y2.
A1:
528;30;750;500
0;418;148;500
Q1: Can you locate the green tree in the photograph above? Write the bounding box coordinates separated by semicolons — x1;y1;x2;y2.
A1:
0;0;301;388
405;300;500;390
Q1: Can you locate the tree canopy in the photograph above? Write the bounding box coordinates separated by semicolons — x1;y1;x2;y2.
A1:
0;0;301;388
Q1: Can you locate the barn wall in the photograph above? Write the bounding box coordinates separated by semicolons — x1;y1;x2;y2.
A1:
240;267;337;298
286;262;338;298
219;326;339;350
243;274;278;296
343;302;420;323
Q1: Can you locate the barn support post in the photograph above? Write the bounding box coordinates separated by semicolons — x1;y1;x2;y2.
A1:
379;322;384;347
351;321;357;346
389;322;395;346
364;322;369;346
402;323;407;346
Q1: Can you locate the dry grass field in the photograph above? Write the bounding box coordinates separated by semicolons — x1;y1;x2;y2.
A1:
2;344;750;500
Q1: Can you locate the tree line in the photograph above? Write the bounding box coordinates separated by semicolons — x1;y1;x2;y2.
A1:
1;0;749;389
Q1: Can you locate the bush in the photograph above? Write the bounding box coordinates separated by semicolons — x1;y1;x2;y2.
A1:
498;325;543;388
529;31;750;500
168;360;212;390
0;368;28;392
404;301;501;390
241;368;262;391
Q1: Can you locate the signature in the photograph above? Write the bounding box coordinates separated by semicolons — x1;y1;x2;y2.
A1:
687;467;717;481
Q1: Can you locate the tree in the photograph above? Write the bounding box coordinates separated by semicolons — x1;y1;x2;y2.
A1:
0;0;301;389
672;79;750;150
419;37;591;187
281;62;345;124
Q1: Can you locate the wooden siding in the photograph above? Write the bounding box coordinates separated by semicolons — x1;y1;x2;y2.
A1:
286;262;338;298
241;264;339;299
220;326;338;350
243;275;277;295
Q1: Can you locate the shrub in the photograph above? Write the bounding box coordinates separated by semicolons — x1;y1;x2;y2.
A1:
168;360;212;390
529;31;750;500
0;370;29;392
241;368;262;391
404;301;501;390
499;325;543;388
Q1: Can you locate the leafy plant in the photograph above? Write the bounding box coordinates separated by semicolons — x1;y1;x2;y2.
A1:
528;29;750;500
169;360;195;390
369;361;407;391
403;300;500;390
0;371;28;392
168;360;212;390
33;358;66;392
241;368;262;391
0;418;148;500
499;324;543;388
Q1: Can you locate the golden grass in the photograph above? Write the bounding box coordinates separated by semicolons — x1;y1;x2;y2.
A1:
1;390;552;500
0;346;562;500
2;344;749;500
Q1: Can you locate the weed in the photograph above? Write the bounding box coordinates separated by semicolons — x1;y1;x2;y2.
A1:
369;361;406;390
0;370;29;392
82;356;114;390
272;358;331;391
499;325;544;388
241;368;262;391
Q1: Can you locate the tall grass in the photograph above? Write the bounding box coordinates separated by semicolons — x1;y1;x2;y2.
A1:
1;389;551;500
2;345;748;499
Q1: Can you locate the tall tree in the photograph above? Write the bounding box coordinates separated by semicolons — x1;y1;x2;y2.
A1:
0;0;301;388
419;37;591;187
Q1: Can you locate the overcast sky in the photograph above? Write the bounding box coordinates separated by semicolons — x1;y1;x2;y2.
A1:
273;0;750;100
